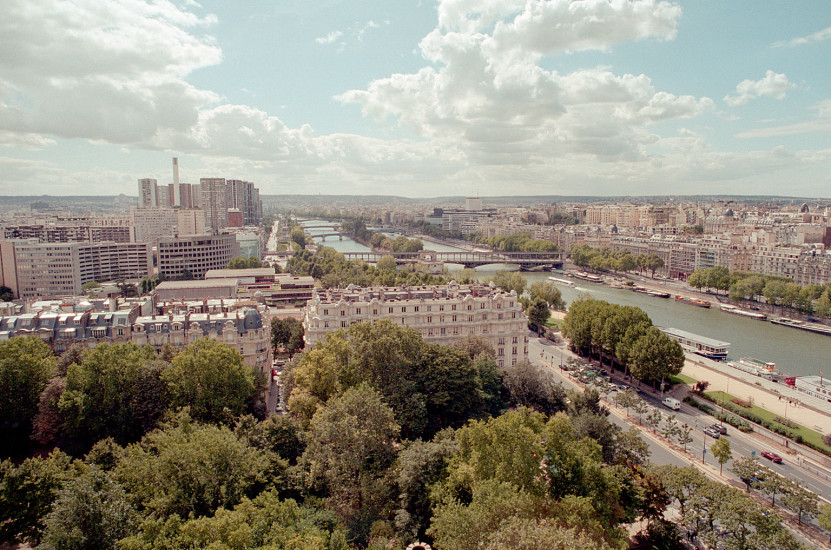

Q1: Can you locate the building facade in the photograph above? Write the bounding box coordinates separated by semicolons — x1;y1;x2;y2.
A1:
0;240;152;299
156;234;239;279
303;283;528;366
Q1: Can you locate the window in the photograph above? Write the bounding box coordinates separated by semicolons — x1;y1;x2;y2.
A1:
498;348;504;357
512;347;517;355
467;305;472;310
439;305;444;311
427;305;432;311
480;303;485;309
440;328;446;335
427;316;432;323
373;309;378;315
452;315;457;322
498;313;503;320
340;310;345;316
452;304;456;311
498;338;505;345
389;307;394;313
341;321;347;327
402;306;407;313
356;308;361;314
323;309;329;315
414;306;419;312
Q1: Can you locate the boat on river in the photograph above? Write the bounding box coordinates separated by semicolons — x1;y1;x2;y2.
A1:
720;303;767;320
659;327;730;361
571;271;603;283
727;357;779;380
548;276;575;287
674;295;711;308
770;317;831;337
632;287;670;298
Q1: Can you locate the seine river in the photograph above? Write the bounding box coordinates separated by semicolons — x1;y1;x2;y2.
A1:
301;220;829;378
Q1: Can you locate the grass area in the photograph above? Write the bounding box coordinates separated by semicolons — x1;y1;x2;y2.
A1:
669;373;697;385
703;390;830;452
545;318;562;329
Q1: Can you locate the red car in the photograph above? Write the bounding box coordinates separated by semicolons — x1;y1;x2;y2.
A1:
761;451;782;464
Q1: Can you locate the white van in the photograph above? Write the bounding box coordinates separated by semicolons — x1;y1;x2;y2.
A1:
662;397;681;410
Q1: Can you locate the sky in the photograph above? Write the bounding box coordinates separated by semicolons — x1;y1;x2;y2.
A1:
1;0;830;198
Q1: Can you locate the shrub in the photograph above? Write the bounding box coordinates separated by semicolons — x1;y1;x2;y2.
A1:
773;416;798;429
731;398;751;408
823;433;831;447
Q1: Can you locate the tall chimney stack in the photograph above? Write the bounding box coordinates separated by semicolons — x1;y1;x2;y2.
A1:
172;157;180;185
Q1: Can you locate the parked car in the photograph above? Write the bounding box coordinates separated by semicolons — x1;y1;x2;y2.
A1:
710;424;727;435
703;426;721;439
761;451;783;463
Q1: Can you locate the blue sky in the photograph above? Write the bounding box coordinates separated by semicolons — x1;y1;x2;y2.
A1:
1;0;830;197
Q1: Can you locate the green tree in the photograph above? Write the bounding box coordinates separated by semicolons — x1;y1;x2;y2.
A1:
40;467;136;550
710;437;732;475
271;317;305;356
490;271;526;295
628;327;684;386
393;434;458;540
0;450;78;547
376;254;397;272
163;338;260;423
119;489;348;550
300;385;399;542
0;285;14;301
706;266;731;293
528;280;565;310
815;289;831;317
290;226;307;249
687;269;707;290
500;359;566;415
819;502;831;544
116;413;274;518
677;423;694;452
643;254;664;278
780;478;819;526
0;336;56;456
59;343;168;449
527;298;551;327
730;456;762;493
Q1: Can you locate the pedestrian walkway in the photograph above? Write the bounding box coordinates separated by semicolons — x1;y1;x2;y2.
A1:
682;358;831;435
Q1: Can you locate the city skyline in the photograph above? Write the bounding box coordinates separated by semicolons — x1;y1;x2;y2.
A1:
1;0;830;197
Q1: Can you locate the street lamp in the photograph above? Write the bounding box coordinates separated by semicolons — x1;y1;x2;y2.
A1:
702;431;707;464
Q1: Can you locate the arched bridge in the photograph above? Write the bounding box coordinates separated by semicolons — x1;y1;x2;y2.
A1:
341;250;562;270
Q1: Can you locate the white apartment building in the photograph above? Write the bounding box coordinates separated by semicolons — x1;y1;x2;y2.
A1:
304;282;528;367
131;208;207;243
0;240;152;299
156;234;239;279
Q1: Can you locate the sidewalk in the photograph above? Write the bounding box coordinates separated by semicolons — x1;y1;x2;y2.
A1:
682;358;831;434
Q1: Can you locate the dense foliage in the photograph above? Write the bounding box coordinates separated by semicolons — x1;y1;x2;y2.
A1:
288;246;455;289
570;245;664;276
562;298;684;385
0;327;815;550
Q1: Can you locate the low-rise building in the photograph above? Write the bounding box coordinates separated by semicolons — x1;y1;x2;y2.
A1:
303;282;528;367
0;297;271;375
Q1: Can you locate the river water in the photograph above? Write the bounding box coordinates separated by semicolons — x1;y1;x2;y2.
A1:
301;220;829;378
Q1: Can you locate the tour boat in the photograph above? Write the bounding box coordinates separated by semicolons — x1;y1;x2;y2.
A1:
770;317;831;337
720;303;767;320
547;276;575;287
659;327;730;361
727;357;779;380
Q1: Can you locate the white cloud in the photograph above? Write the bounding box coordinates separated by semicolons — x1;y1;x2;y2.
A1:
0;0;220;145
339;0;708;166
773;25;831;48
724;70;795;107
315;30;343;44
735;100;831;138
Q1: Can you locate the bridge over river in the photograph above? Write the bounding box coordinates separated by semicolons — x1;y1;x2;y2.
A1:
342;250;562;270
